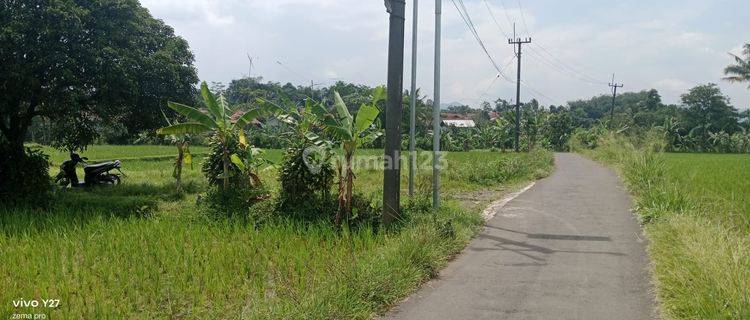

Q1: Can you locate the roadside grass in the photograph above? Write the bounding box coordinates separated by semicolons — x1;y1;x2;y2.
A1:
1;146;552;318
579;134;750;319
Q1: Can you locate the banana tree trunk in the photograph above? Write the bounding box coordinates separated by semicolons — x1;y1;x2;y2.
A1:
221;136;230;190
345;151;354;219
335;160;345;226
175;143;184;194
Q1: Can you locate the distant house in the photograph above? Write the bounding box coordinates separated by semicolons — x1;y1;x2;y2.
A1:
489;111;500;121
441;112;476;128
442;119;476;128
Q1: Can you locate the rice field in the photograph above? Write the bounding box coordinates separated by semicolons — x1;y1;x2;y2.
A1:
584;137;750;320
1;145;553;318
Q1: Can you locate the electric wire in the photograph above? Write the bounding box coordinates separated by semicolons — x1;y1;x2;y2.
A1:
531;43;609;84
516;0;531;36
450;0;512;79
481;55;517;96
483;0;509;39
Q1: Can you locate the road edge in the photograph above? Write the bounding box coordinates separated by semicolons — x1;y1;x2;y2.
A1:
481;181;536;221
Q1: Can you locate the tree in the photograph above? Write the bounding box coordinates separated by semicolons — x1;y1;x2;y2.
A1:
542;109;573;151
680;84;740;150
447;104;472;115
158;110;193;195
306;89;384;226
724;44;750;88
0;0;197;181
157;82;278;190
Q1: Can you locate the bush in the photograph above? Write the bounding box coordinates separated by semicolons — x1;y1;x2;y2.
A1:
569;126;605;151
202;135;243;187
201;134;270;217
276;143;336;220
349;192;381;228
0;144;52;207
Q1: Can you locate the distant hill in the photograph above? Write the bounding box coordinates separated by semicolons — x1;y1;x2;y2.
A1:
440;101;466;110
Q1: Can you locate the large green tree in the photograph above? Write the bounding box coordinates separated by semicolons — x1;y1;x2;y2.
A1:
680;84;740;149
0;0;198;154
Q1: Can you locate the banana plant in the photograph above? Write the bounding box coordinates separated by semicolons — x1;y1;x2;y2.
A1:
157;81;280;190
158;108;193;194
305;87;385;225
230;129;271;189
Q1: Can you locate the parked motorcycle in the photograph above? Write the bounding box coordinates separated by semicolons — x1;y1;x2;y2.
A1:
55;152;124;187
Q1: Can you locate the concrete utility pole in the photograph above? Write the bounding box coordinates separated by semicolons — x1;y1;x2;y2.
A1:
508;25;531;152
432;0;442;209
408;0;419;198
608;74;623;124
383;0;406;225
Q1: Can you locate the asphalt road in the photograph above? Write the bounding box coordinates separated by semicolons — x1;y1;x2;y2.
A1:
386;153;655;320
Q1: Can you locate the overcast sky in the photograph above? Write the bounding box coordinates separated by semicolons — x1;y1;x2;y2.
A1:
140;0;750;109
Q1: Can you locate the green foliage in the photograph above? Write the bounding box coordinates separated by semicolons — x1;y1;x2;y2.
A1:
198;186;271;219
569;125;607;150
200;131;271;216
680;83;741;149
724;43;750;88
201;135;243;187
277;143;336;219
1;0;198;151
0;144;52;206
305;88;384;224
582;134;750;319
446;149;554;186
158;81;279;190
0;144;554;318
540;110;573;151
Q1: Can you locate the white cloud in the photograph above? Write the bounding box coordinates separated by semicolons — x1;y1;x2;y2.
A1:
139;0;750;109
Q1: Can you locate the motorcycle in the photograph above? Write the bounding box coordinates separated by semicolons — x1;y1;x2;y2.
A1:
55;152;124;187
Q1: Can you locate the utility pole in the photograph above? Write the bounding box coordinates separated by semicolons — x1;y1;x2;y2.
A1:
608;74;623;124
432;0;442;209
508;24;531;152
408;0;418;198
383;0;406;225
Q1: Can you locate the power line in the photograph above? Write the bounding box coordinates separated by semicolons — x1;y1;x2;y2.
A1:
483;0;509;39
524;48;606;86
450;0;509;77
482;55;517;96
497;0;516;33
483;0;605;87
492;0;609;86
520;80;563;106
275;60;314;84
530;44;608;84
516;0;531;36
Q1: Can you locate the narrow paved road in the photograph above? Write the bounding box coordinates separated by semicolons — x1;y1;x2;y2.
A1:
387;153;655;320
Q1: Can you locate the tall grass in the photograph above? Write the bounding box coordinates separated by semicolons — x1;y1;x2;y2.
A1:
578;133;750;319
1;147;552;318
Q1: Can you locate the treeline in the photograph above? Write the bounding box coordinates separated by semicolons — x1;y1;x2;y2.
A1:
27;75;749;154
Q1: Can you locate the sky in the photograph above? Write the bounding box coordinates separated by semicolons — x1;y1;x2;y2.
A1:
139;0;750;110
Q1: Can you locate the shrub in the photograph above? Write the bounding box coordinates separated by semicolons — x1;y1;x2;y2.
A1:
349;192;381;228
569;126;605;150
276;143;336;219
202;135;243;187
201;134;271;217
0;144;52;207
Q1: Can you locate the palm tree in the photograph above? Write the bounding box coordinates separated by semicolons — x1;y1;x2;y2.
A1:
306;88;383;225
157;82;276;190
724;44;750;88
